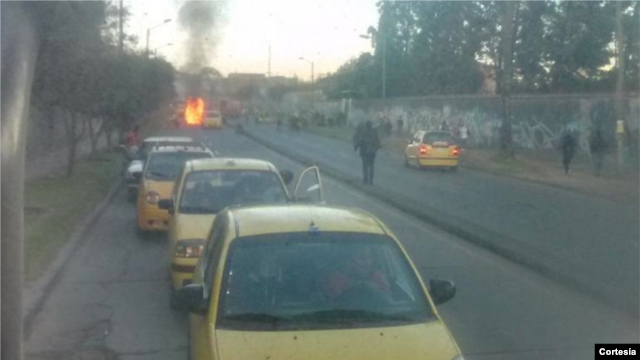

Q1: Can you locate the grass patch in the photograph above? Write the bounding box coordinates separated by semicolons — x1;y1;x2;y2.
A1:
24;150;122;282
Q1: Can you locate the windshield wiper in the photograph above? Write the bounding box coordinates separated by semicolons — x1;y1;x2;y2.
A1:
149;171;170;179
223;312;290;324
291;309;413;323
180;206;218;214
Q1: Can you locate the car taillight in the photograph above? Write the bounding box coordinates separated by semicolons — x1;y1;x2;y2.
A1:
451;146;461;156
419;144;428;155
145;191;160;205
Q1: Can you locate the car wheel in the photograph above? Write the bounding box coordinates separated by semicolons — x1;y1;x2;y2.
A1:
136;226;150;240
127;189;137;203
450;166;458;173
170;287;180;311
404;155;410;168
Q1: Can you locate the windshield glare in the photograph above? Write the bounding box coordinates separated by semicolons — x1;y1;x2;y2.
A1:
179;170;287;214
217;233;434;331
144;152;210;181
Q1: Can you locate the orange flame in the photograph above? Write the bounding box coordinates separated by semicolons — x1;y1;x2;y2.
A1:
184;97;205;125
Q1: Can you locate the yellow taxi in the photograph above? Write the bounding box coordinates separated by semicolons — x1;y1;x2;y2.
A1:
404;131;462;171
203;109;223;128
174;204;463;360
136;144;214;236
159;158;293;299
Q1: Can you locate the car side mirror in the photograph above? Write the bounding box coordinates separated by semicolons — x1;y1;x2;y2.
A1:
429;279;456;305
174;283;208;315
279;169;294;186
158;199;174;214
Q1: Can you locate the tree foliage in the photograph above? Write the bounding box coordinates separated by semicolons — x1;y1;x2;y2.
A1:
321;1;639;100
29;1;175;174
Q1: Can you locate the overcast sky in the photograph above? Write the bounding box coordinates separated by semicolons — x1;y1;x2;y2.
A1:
126;0;379;79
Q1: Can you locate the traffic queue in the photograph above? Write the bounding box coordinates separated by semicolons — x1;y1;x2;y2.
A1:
124;131;464;360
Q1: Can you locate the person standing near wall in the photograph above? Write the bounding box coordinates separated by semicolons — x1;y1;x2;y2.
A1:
590;127;608;177
559;129;577;175
354;120;381;185
396;116;404;137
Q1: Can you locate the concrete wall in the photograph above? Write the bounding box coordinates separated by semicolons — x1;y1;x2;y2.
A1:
312;94;639;153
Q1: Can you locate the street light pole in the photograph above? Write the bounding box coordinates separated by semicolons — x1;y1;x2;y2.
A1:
146;19;171;57
382;35;386;100
360;32;386;99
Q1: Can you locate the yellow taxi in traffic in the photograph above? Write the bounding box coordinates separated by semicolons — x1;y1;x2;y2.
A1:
404;131;462;171
159;158;292;299
174;204;463;360
203;109;223;128
136;144;214;236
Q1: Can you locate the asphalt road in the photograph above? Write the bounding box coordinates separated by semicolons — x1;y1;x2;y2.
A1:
26;127;639;360
241;123;640;315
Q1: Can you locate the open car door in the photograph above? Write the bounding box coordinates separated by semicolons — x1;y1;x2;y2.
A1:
292;166;325;203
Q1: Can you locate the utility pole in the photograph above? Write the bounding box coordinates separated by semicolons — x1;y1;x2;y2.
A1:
145;29;150;57
615;1;627;172
2;4;39;360
499;1;517;159
268;44;271;77
382;34;386;100
118;0;124;53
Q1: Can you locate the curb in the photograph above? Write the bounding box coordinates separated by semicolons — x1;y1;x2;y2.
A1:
242;129;635;316
23;180;124;339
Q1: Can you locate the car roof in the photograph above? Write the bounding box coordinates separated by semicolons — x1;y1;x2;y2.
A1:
227;204;387;238
144;136;193;143
185;158;276;172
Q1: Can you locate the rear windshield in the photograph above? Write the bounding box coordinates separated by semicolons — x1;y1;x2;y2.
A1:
144;152;211;181
423;132;455;145
179;170;287;214
216;232;434;331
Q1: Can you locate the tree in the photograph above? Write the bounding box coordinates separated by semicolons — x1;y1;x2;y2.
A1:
31;1;176;175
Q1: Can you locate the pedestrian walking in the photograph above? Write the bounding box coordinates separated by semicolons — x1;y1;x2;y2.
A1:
354;120;381;185
440;120;450;132
125;125;140;158
590;128;607;177
396;117;404;137
460;124;469;146
558;129;577;175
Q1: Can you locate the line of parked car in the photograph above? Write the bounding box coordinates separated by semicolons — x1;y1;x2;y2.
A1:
123;135;464;360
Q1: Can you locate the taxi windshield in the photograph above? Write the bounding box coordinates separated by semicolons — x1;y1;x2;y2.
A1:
217;233;434;331
179;170;287;214
144;152;210;181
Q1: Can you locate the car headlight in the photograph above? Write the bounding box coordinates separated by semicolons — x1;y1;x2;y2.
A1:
175;239;205;258
145;191;160;205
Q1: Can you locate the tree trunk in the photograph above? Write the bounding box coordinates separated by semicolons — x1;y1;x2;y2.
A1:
63;111;78;176
87;118;97;156
87;117;104;157
63;111;87;177
615;0;626;172
499;1;517;158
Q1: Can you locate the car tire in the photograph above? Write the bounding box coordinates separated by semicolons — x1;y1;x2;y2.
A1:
404;155;410;168
450;166;458;173
170;288;180;311
127;189;137;203
136;226;150;240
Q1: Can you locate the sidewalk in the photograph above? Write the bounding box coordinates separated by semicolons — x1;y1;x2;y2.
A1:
307;125;639;204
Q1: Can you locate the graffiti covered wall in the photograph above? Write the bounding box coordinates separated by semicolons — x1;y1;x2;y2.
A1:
313;94;639;152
